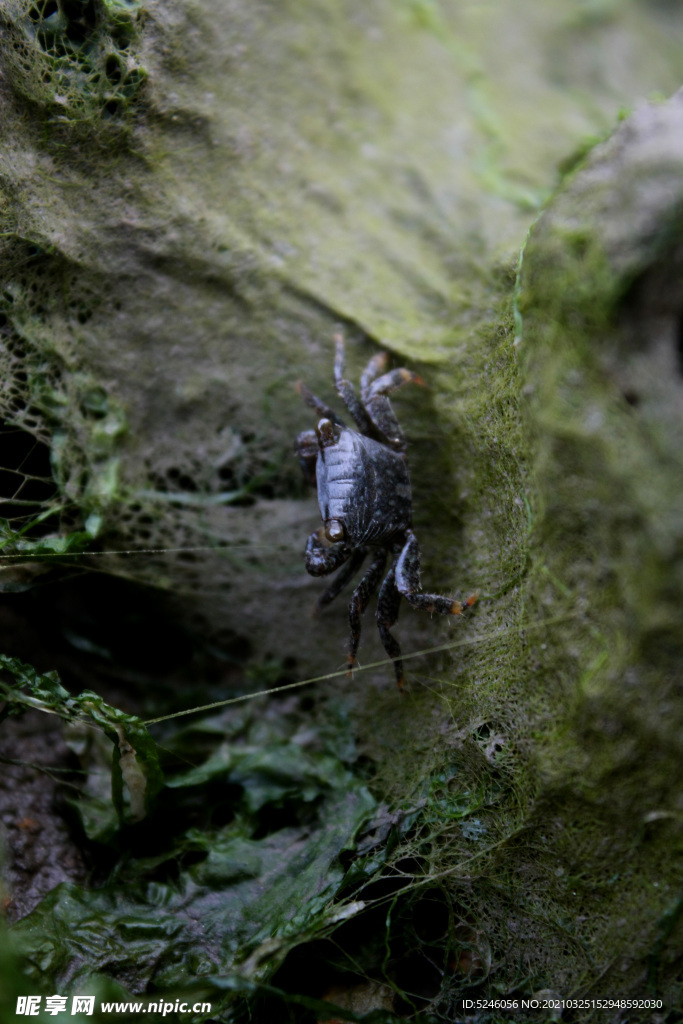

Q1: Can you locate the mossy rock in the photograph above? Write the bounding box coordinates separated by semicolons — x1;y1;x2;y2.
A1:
512;88;683;1008
1;1;683;1018
2;0;682;677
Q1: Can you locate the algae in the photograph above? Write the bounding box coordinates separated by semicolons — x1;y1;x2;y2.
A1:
2;1;682;674
512;88;683;1012
1;1;683;1021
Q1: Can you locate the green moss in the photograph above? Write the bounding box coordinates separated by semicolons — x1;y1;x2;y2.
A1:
0;0;147;145
2;3;683;1018
512;94;683;1011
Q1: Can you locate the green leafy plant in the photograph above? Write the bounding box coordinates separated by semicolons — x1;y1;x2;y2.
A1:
0;654;164;826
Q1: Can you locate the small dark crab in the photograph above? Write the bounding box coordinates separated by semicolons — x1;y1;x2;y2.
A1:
296;335;476;689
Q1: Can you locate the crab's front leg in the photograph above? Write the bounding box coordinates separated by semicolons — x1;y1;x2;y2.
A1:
395;529;477;615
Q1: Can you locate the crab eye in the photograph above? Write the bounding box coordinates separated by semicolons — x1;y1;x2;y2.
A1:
316;418;336;449
325;519;345;543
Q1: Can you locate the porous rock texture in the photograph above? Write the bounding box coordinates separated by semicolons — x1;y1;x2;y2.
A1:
1;0;680;678
1;0;683;1009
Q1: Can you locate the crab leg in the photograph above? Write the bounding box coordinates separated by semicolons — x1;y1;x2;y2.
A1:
333;334;375;435
296;380;346;427
395;529;476;615
360;350;390;396
376;562;405;689
317;547;367;611
364;367;424;451
347;548;387;674
295;429;318;454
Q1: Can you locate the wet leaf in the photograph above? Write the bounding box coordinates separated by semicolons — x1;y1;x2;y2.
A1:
0;657;164;826
13;775;375;1009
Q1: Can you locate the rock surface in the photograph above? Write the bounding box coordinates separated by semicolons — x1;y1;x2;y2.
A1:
1;0;683;1010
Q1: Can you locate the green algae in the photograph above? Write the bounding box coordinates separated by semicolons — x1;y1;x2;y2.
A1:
512;91;683;1010
1;2;683;1019
0;0;147;145
1;1;682;628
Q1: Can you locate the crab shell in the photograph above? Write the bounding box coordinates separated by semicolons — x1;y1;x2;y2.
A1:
316;426;413;547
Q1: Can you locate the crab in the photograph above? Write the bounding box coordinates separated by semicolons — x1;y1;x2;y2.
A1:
296;335;476;689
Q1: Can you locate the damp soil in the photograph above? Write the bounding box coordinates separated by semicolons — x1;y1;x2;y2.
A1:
0;708;88;923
